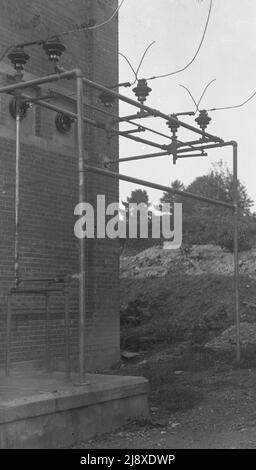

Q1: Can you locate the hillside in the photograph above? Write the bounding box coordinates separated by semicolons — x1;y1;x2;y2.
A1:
120;245;256;354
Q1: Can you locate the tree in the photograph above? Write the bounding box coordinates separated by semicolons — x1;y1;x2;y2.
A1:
121;188;154;254
185;163;253;250
186;162;253;215
160;179;185;205
126;189;150;206
160;162;254;251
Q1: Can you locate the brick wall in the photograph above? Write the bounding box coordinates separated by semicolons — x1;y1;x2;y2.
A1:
0;0;120;371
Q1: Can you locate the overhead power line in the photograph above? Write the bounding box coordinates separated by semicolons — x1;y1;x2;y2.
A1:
135;41;156;78
119;41;156;86
0;0;126;63
118;52;138;85
56;0;126;37
145;0;213;81
179;78;216;112
208;89;256;112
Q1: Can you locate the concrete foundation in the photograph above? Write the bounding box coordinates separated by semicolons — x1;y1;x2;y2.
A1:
0;371;149;449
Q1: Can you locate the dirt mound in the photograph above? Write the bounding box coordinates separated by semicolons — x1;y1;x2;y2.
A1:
205;322;256;352
120;245;256;353
121;245;256;280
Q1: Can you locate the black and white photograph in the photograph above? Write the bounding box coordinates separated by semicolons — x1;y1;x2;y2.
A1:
0;0;256;457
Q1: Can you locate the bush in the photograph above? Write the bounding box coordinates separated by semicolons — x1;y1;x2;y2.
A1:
216;215;251;252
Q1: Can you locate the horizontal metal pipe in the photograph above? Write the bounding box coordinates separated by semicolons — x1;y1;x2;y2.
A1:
177;139;210;148
19;277;67;283
19;93;200;153
10;289;64;294
120;128;146;135
116;112;154;122
0;70;78;95
21;91;225;154
20;93;96;127
20;94;168;151
178;153;207;158
106;151;170;164
23;89;225;160
85;101;196;148
114;116;200;152
83;102;198;151
86;105;153;124
1;71;223;145
83;164;235;209
121;121;171;140
116;130;166;149
177;141;234;154
82;77;224;143
176;111;195;117
106;150;206;165
16;39;45;48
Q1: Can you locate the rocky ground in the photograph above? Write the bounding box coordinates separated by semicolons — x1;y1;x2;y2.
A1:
76;364;256;449
120;244;256;279
120;245;256;353
77;244;256;449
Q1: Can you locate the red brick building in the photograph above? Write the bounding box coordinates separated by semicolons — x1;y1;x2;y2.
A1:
0;0;120;371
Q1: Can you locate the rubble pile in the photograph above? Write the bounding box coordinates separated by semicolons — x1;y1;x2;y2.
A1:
205;322;256;352
121;245;256;280
120;244;256;353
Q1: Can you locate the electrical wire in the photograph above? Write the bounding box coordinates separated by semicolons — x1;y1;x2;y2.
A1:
135;41;156;78
179;84;198;110
0;0;126;63
145;0;213;81
119;41;156;86
208;89;256;112
0;45;13;63
196;78;216;110
118;52;137;85
179;78;216;112
55;0;126;37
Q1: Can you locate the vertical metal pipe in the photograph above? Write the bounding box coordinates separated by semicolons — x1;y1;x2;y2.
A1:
6;295;12;376
14;112;21;287
65;284;70;380
45;293;51;372
233;142;240;362
76;73;86;383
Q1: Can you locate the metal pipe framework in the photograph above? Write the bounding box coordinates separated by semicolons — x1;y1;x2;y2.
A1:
81;76;224;144
0;70;240;373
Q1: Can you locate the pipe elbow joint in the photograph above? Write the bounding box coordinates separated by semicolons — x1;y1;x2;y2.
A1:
230;140;238;148
74;69;84;78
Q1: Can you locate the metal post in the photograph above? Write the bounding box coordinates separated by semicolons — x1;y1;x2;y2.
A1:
76;73;86;383
65;284;71;380
14;111;20;287
45;293;51;372
6;295;12;376
232;142;240;362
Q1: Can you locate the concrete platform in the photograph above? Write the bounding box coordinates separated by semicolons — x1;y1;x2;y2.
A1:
0;371;149;449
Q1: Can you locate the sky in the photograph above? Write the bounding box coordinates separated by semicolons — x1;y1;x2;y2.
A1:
118;0;256;209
